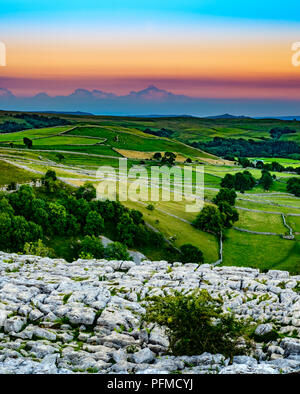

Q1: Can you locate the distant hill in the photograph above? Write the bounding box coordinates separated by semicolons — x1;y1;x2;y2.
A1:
256;116;300;121
204;113;251;119
37;111;94;116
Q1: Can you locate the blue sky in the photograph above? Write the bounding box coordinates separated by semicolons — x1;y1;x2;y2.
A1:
1;0;300;22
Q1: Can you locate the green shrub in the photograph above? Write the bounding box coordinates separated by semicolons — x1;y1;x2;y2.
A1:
250;329;279;343
104;242;132;261
24;239;54;258
179;244;204;264
192;205;223;235
77;235;104;259
145;289;251;359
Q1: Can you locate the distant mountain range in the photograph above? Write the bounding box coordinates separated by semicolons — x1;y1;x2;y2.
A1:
1;85;300;117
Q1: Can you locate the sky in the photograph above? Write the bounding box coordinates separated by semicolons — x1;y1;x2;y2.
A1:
1;1;300;114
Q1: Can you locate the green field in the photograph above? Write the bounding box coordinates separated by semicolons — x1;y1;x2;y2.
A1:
0;160;40;186
235;210;287;234
67;126;213;159
0;125;72;143
222;230;300;274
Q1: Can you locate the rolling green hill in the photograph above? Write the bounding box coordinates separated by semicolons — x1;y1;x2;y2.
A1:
0;111;299;272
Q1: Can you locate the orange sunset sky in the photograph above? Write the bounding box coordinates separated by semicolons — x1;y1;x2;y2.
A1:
1;1;300;102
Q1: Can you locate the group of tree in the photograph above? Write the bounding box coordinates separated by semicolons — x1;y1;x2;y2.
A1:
76;236;131;261
221;171;256;192
0;172;165;260
226;157;300;177
153;151;177;165
0;121;26;133
193;188;239;235
253;159;300;175
144;128;174;138
287;178;300;197
192;137;300;158
259;170;273;191
0;114;70;134
269;127;296;139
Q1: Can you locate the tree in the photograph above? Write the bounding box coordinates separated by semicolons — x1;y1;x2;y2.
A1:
255;160;264;169
9;185;35;217
77;235;104;259
23;137;33;149
84;211;104;236
76;182;96;202
130;209;144;225
66;214;80;236
213;188;237;206
271;161;284;172
287;178;300;197
259;170;273;191
0;212;12;251
116;213;137;247
180;244;204;264
221;170;256;193
31;199;49;229
153;152;162;160
220;174;235;189
42;170;59;194
47;202;67;234
11;216;42;251
218;201;239;228
193;205;223;235
161;152;176;165
104;242;131;260
60;196;90;227
145;289;251;358
238;157;251;168
7;181;17;191
0;197;14;216
44;170;57;181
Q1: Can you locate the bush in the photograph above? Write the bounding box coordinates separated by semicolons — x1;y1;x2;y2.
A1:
145;289;251;359
24;239;54;258
77;235;104;259
84;211;104;236
287;178;300;197
104;242;132;261
251;329;279;343
179;244;204;264
75;182;96;202
193;205;223;235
